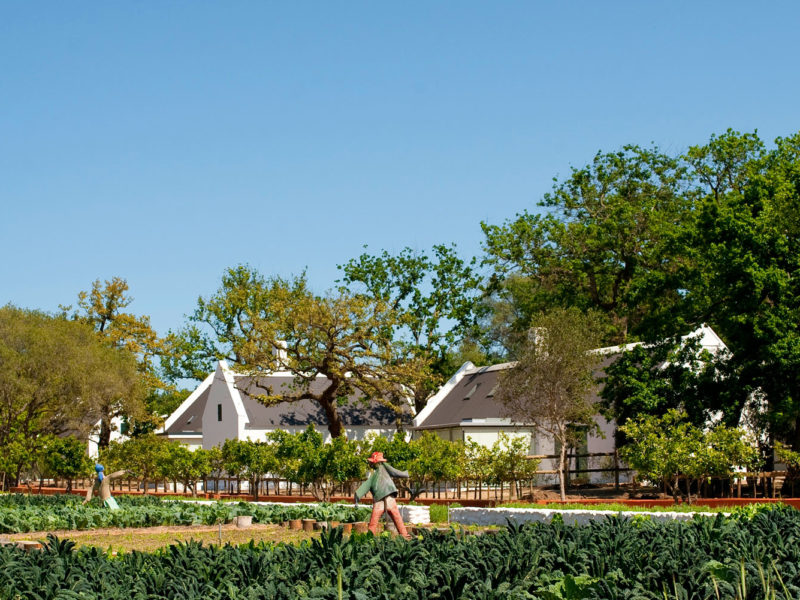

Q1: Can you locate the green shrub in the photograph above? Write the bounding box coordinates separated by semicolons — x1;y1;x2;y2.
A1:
428;502;461;523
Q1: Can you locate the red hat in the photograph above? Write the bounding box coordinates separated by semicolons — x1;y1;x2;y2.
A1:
368;451;387;464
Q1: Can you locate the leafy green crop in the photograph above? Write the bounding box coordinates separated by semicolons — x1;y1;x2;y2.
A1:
1;506;799;598
0;494;370;533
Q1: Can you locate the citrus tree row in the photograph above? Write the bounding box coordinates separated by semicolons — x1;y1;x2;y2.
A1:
29;414;759;503
28;428;539;501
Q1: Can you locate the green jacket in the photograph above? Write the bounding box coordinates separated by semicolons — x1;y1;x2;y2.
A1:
355;462;409;502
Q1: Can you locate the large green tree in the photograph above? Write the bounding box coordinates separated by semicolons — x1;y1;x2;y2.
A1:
65;277;169;446
678;130;800;452
163;265;273;382
481;145;690;353
338;244;482;412
0;306;142;486
175;267;417;438
239;275;416;439
600;336;746;434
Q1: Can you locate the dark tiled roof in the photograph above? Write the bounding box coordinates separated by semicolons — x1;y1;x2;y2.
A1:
236;375;409;429
167;373;409;435
165;386;210;434
418;367;506;428
418;354;619;429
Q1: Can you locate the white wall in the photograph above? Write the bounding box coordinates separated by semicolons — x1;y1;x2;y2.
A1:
463;427;535;450
202;365;244;449
168;436;204;451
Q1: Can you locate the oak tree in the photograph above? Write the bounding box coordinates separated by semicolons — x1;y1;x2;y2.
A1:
0;306;141;485
482;145;690;352
679;130;800;453
338;245;482;412
180;267;416;438
65;277;165;446
238;274;415;439
163;265;273;381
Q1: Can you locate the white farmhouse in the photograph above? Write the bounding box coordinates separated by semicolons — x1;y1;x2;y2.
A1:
413;325;728;483
162;360;410;449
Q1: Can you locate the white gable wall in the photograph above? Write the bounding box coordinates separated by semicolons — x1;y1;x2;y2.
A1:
87;415;126;458
202;362;247;449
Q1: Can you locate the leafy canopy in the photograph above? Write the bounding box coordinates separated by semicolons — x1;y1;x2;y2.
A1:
339;245;482;411
0;305;142;484
620;409;760;503
482;144;690;352
177;266;416;438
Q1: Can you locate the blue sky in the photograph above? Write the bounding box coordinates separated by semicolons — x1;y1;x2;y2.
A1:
2;2;799;336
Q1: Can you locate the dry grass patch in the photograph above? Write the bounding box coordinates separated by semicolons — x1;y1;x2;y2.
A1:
7;523;317;553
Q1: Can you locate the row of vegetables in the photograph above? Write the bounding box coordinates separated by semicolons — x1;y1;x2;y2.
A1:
1;507;799;598
0;494;371;533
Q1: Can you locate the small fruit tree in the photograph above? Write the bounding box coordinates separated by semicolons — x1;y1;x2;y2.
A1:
269;425;364;501
38;435;93;492
620;409;760;503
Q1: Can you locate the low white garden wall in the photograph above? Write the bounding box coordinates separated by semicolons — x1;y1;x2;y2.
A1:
449;507;722;526
399;505;431;524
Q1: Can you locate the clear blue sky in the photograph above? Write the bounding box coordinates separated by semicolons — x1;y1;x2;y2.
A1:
2;2;798;336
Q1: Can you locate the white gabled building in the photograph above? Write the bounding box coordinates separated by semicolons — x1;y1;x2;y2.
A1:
162;361;411;449
412;325;728;483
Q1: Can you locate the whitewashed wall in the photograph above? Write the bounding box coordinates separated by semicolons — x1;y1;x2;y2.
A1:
202;366;244;449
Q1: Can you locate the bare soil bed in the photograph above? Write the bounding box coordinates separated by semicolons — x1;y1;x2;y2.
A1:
6;523;317;553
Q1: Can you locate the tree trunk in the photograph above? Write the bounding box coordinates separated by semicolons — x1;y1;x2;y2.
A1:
414;388;427;415
558;440;567;501
98;415;113;450
319;394;345;439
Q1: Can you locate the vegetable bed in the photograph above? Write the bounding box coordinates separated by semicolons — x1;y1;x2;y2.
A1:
0;494;370;533
2;507;799;598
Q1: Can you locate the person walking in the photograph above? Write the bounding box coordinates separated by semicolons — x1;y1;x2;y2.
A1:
354;451;411;539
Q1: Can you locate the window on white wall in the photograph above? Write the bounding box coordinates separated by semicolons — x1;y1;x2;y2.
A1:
217;404;222;422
